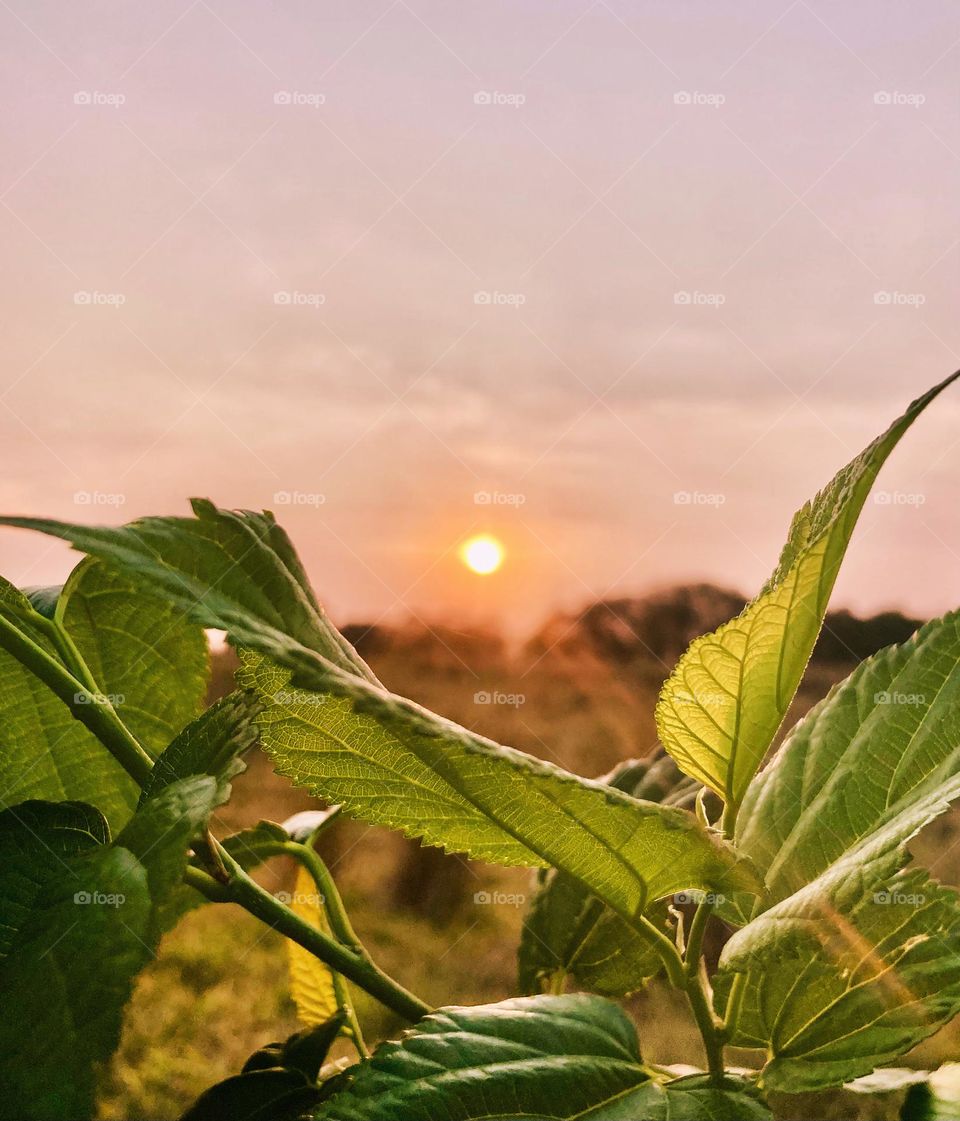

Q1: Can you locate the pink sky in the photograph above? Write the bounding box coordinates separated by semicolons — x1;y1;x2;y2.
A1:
1;0;958;633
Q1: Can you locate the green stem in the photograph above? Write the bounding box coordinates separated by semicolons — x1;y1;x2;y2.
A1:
684;898;714;977
720;799;739;840
684;969;726;1086
210;840;430;1024
631;911;686;988
720;971;747;1041
0;611;153;785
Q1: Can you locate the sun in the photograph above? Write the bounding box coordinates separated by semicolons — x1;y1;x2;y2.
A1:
460;534;504;575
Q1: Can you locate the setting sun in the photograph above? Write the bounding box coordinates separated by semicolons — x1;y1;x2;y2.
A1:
460;534;504;575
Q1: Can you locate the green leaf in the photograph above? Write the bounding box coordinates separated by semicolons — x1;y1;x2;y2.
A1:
577;1074;771;1120
56;557;209;754
0;498;371;679
0;776;229;1117
0;799;109;961
736;611;960;907
220;819;290;871
519;868;669;997
714;776;960;1092
0;501;759;940
140;691;260;803
518;760;677;998
315;996;770;1121
315;994;652;1120
655;373;958;809
0;577;139;829
243;652;759;931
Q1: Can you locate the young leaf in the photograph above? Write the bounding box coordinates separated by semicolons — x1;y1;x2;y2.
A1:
655;373;958;810
736;611;960;906
714;777;960;1092
0;502;760;938
287;863;340;1027
220;819;290;871
56;557;209;754
139;691;260;803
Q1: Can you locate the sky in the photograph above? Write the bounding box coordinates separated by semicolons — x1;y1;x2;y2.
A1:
0;0;958;634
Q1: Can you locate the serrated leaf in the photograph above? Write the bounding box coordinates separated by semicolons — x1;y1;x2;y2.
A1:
140;691;260;803
714;776;960;1092
0;502;760;945
315;994;652;1120
656;373;958;809
287;863;340;1027
518;760;676;998
314;995;770;1121
0;576;140;829
519;869;669;997
57;557;209;754
737;611;960;907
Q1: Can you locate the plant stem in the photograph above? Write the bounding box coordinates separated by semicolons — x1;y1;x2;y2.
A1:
720;971;747;1041
283;841;363;950
684;898;714;977
720;799;739;840
0;611;154;785
684;969;726;1086
210;840;430;1024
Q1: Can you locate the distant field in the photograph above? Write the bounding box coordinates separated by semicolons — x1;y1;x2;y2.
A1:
99;606;959;1120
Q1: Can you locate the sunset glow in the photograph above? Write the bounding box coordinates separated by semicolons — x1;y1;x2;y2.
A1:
461;535;504;575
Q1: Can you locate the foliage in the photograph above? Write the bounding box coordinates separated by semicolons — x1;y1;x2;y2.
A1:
0;371;957;1120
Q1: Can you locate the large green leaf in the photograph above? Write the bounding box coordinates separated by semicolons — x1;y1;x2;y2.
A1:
714;776;960;1092
0;502;760;941
737;611;960;907
56;557;209;754
655;373;958;810
241;650;759;931
0;776;227;1119
314;995;770;1121
0;577;138;829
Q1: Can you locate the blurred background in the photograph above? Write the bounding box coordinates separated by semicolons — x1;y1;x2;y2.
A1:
1;2;958;1118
